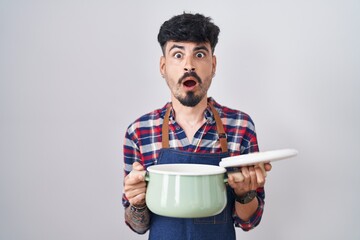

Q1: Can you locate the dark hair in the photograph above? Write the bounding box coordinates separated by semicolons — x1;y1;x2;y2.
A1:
157;13;220;54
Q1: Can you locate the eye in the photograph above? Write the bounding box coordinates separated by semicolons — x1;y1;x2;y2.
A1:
196;52;205;58
174;53;183;59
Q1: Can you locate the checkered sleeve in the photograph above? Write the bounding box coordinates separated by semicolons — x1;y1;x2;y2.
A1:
233;187;265;231
231;112;265;230
122;125;141;208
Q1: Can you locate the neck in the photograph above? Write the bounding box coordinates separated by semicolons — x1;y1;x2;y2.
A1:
171;96;208;128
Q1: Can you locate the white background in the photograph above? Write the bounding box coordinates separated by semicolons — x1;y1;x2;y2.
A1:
1;0;359;239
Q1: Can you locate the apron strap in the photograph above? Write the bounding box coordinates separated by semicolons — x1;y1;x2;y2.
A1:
161;103;228;153
209;104;228;153
161;106;171;149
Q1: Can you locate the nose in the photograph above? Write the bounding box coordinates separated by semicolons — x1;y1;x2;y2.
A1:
184;56;195;72
184;67;195;72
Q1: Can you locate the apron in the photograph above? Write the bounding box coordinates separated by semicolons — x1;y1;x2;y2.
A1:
148;104;236;240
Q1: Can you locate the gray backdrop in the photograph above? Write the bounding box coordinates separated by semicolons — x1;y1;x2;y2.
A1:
1;0;359;239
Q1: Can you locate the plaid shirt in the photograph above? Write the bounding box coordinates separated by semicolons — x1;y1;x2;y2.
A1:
123;97;265;231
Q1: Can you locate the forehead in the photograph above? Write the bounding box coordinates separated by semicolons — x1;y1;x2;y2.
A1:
165;41;211;53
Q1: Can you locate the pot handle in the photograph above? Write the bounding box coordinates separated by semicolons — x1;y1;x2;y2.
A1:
129;169;149;181
224;163;267;183
224;170;244;183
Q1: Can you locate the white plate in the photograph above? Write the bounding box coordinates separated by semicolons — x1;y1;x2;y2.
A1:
219;148;298;168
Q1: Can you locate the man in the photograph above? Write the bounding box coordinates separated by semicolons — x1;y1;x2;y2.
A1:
122;13;271;240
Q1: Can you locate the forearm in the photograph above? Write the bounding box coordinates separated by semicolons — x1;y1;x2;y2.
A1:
124;205;151;234
234;197;259;221
233;191;265;231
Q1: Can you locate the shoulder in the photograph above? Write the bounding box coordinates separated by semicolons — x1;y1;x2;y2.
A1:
126;103;168;136
210;98;256;130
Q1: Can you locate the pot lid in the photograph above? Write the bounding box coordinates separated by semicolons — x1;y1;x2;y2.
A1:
219;148;298;168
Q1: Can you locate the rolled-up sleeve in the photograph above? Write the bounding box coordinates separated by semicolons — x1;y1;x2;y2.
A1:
233;187;265;231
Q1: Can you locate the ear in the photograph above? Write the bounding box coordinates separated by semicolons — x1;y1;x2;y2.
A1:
212;55;217;76
160;56;166;77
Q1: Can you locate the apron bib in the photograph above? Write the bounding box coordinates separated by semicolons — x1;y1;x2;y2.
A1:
148;104;236;240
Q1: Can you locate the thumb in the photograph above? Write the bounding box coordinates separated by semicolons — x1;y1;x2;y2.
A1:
133;161;144;171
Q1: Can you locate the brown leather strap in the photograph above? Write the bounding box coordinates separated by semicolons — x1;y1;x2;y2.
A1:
161;106;171;149
161;103;228;152
209;104;228;153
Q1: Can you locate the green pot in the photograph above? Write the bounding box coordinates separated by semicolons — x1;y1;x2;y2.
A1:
145;164;227;218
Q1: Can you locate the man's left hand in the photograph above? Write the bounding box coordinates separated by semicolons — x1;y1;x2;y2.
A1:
227;163;272;197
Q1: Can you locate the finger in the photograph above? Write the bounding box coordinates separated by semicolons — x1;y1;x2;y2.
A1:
130;193;146;206
227;174;245;188
125;186;147;199
128;162;146;180
241;167;250;184
227;174;246;196
130;162;146;180
227;174;235;186
265;163;272;172
248;166;257;189
128;171;146;182
254;166;265;187
257;163;267;177
133;161;145;171
125;174;145;185
125;174;147;185
227;171;244;183
124;179;146;191
124;180;146;197
135;172;145;181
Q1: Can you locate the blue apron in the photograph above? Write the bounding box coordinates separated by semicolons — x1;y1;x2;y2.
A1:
148;104;236;240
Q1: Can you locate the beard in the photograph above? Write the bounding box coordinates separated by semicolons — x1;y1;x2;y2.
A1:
177;91;204;107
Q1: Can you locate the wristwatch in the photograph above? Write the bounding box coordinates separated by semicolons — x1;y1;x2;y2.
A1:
130;204;147;213
234;190;257;204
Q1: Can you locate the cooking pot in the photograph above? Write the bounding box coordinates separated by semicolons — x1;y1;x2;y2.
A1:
146;163;228;218
132;148;298;218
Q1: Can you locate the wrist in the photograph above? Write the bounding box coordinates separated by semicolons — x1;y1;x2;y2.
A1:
130;204;147;213
234;190;257;204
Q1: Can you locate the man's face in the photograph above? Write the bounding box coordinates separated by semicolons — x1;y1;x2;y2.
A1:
160;41;217;107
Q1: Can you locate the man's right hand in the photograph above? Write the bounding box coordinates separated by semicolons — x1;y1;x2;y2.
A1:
124;162;147;207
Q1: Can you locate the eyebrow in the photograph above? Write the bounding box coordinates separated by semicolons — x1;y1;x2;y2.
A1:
193;46;210;53
168;44;210;53
168;44;184;52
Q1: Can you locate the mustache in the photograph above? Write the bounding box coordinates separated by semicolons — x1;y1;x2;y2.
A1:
178;72;202;84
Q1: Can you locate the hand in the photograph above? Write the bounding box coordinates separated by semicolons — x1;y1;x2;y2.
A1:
227;163;272;197
124;162;147;207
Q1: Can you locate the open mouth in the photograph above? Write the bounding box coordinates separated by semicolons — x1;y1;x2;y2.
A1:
183;80;197;87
